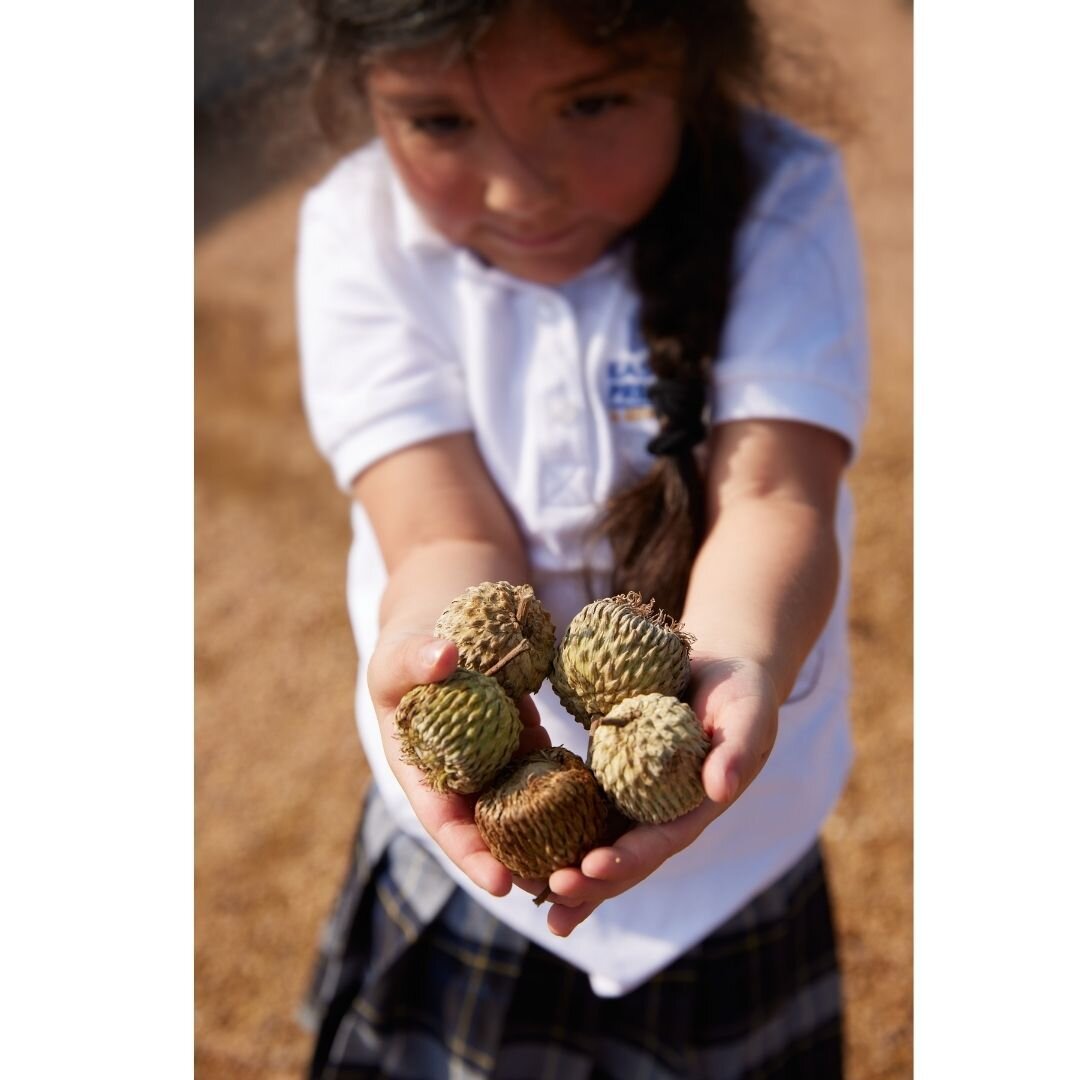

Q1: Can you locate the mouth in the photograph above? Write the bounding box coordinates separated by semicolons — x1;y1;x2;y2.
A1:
486;223;583;252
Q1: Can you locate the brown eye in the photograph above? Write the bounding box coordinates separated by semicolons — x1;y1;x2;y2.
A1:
562;93;630;119
410;113;472;137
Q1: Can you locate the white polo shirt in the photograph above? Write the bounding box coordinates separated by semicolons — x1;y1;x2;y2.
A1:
297;111;869;998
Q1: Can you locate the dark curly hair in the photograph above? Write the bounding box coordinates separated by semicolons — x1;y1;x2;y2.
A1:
302;0;769;617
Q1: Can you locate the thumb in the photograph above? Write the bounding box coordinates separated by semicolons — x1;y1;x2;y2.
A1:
369;633;459;710
700;710;777;809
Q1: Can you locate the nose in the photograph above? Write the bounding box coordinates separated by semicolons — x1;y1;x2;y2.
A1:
483;147;560;219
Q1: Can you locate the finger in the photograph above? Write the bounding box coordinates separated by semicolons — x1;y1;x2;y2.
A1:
578;804;714;882
516;724;552;756
700;742;749;806
516;694;542;727
699;711;774;806
427;805;513;897
395;764;511;896
547;865;621;905
548;898;601;937
459;848;513;897
696;686;778;806
369;634;459;708
511;874;549;898
510;875;584;907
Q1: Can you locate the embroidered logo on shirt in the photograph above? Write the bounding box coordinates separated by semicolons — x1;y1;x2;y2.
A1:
606;356;656;423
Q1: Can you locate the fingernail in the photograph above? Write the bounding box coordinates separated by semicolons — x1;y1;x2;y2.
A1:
420;641;446;669
726;768;741;802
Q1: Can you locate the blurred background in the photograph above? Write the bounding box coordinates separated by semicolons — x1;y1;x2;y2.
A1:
194;0;912;1076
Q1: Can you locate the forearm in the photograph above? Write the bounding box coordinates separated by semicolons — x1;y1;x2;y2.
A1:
377;538;530;638
350;433;532;642
681;497;840;702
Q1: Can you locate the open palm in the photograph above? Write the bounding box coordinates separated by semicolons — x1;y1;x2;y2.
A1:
541;655;780;935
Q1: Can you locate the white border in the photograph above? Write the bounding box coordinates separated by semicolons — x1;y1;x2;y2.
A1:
3;5;192;1071
916;2;1079;1073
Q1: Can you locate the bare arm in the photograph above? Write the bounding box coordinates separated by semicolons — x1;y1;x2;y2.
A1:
356;432;530;634
354;432;548;896
546;419;849;933
684;418;844;701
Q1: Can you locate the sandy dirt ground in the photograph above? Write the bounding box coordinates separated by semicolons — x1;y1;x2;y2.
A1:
194;1;911;1076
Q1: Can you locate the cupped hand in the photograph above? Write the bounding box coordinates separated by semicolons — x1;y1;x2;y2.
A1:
540;656;780;935
367;631;550;898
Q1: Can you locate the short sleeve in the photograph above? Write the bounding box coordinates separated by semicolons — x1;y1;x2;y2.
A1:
713;130;870;458
296;153;472;492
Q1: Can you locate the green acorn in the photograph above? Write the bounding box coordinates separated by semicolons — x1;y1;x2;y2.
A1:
550;592;694;728
434;581;556;700
589;693;710;824
394;669;521;794
474;747;609;881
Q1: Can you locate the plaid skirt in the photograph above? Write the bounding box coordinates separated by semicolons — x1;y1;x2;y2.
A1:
301;788;844;1080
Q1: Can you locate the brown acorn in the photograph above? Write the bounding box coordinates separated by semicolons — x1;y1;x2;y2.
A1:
434;581;556;700
589;693;710;824
475;747;608;880
394;669;521;794
550;592;694;728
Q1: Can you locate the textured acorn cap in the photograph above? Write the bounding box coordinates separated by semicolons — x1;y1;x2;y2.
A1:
474;747;608;879
550;592;694;728
434;581;556;700
394;669;522;794
589;693;710;824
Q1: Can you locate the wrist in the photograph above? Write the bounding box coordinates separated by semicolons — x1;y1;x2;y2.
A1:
691;653;782;711
378;541;529;632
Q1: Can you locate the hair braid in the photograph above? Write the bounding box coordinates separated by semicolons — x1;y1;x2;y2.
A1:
595;102;758;617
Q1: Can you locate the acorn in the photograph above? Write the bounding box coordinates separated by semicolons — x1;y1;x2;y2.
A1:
394;669;521;794
475;747;609;882
550;592;694;728
589;693;710;824
434;581;556;700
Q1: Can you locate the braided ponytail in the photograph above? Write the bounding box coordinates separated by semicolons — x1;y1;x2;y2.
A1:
596;95;760;618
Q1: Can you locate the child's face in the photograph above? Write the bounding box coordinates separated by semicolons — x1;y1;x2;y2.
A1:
366;3;684;285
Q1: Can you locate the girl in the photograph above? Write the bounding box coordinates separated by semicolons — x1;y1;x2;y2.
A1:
297;1;868;1076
